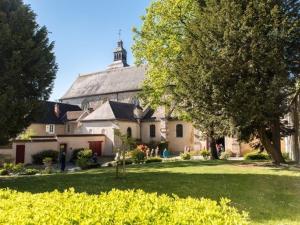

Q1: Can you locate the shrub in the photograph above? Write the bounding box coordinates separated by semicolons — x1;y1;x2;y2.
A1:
3;163;14;172
77;149;93;159
282;152;290;160
20;168;39;176
69;148;84;163
200;149;210;160
220;151;232;160
12;163;25;174
244;151;271;160
145;157;162;163
131;149;146;163
43;157;52;165
32;150;59;165
136;144;150;153
190;150;201;156
76;149;98;169
0;188;249;224
0;169;9;176
180;152;191;160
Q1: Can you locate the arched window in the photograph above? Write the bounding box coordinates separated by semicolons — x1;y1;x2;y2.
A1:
150;125;156;138
127;127;132;138
176;124;183;138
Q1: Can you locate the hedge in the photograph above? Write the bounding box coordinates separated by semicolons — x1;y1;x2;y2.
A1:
0;189;249;225
244;151;271;160
32;150;59;164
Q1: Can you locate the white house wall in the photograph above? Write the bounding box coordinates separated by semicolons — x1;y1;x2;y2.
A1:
80;121;116;155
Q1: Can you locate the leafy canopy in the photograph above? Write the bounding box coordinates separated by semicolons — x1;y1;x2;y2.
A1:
0;0;57;144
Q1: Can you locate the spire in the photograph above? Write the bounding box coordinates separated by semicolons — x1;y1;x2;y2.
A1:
107;30;129;69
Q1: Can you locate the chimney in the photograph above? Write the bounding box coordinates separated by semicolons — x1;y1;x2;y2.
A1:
54;103;60;118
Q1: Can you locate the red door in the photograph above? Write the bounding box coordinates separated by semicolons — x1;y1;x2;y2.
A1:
89;141;102;156
16;145;25;164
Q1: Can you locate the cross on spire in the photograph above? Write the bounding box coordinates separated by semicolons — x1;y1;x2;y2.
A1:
118;29;122;41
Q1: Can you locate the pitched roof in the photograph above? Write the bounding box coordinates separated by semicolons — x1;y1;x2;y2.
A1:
60;65;147;100
33;101;82;124
82;101;137;121
61;111;84;121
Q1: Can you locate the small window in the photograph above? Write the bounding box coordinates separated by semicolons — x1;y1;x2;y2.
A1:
176;124;183;138
67;124;71;133
127;127;132;138
46;124;55;134
150;125;156;138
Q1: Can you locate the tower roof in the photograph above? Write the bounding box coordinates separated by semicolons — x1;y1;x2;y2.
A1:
108;39;129;69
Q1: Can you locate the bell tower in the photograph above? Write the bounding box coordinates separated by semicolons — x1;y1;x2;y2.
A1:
108;30;129;69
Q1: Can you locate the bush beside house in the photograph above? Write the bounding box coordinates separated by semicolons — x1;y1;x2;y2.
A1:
32;150;59;165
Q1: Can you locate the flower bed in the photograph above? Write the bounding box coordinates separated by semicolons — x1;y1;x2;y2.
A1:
0;189;249;224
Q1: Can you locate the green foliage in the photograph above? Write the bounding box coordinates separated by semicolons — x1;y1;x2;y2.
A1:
43;157;52;165
145;157;162;163
76;149;98;170
0;0;57;144
3;163;14;172
11;163;24;174
69;148;84;163
220;151;232;160
180;152;191;160
134;0;300;164
0;169;9;176
244;151;271;160
200;150;210;159
0;188;249;224
32;150;59;165
77;149;93;159
190;150;201;156
20;168;39;176
19;129;36;140
131;149;146;163
282;152;290;161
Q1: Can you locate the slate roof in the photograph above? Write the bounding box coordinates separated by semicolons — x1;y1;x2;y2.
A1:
82;101;137;121
61;111;84;122
33;101;82;124
60;65;147;100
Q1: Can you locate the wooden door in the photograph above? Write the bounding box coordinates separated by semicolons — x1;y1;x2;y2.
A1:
16;145;25;164
89;141;102;156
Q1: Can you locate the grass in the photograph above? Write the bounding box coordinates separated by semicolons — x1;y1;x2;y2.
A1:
0;160;300;225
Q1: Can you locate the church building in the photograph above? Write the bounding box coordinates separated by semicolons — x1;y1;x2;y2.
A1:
59;39;213;155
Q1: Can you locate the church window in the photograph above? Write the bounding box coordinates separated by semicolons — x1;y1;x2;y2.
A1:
150;125;156;138
176;124;183;138
127;127;132;138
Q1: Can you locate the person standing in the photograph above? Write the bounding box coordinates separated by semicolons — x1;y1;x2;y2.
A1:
60;151;66;172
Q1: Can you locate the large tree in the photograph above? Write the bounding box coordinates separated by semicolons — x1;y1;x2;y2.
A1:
134;0;300;164
0;0;57;144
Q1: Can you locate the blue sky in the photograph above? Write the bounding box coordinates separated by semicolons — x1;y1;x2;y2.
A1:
23;0;150;101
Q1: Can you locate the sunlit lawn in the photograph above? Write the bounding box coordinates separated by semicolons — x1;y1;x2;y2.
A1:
0;160;299;225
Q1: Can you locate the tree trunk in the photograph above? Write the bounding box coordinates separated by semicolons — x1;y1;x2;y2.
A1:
122;147;126;176
292;97;300;163
209;132;219;160
259;127;285;165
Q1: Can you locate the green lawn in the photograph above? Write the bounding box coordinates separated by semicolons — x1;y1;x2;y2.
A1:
0;160;300;225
